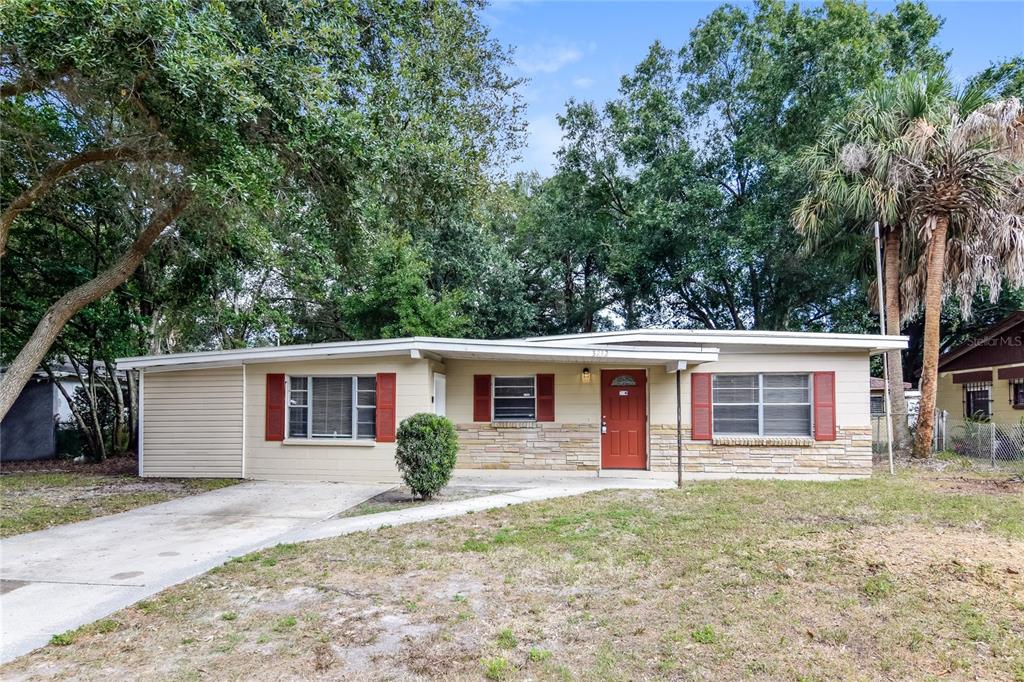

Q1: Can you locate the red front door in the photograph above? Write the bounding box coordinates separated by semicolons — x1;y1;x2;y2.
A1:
601;369;647;469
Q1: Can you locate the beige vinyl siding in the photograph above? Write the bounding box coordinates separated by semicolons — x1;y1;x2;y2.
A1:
244;357;432;483
142;367;243;478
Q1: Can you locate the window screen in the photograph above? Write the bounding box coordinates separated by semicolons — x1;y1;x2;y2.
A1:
712;374;812;436
287;376;376;439
288;377;309;438
493;376;536;420
712;374;759;435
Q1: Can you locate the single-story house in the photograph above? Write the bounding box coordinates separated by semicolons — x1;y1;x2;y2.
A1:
936;311;1024;422
116;329;906;482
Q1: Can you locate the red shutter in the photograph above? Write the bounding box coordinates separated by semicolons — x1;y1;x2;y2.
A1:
536;373;555;422
691;373;713;440
376;372;397;442
265;373;285;441
473;375;492;422
813;371;836;441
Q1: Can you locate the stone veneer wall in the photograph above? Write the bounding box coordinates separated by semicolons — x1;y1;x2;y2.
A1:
649;425;872;477
455;422;600;470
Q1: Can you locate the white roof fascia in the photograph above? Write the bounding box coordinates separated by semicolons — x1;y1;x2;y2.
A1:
118;337;720;371
524;330;908;352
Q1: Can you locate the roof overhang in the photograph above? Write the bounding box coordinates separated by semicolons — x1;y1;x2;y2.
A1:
523;329;908;353
117;337;721;372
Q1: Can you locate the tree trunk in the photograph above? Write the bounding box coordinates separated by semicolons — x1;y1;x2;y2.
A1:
883;227;911;452
0;191;190;421
913;216;949;459
127;370;138;455
44;365;100;457
105;359;126;453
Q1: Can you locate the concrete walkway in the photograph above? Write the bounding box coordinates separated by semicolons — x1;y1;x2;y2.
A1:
1;474;673;663
282;475;674;544
0;481;389;663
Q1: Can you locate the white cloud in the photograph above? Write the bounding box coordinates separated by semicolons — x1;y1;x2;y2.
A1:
516;44;583;74
572;76;595;89
517;116;564;176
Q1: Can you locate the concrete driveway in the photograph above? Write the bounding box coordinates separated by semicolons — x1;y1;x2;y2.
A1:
0;480;389;662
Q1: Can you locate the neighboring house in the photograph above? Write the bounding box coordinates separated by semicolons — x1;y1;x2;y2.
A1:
936;311;1024;422
116;330;906;482
0;363;79;461
869;377;919;426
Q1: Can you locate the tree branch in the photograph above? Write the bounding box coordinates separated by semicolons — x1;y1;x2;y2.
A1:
0;190;192;421
0;144;156;258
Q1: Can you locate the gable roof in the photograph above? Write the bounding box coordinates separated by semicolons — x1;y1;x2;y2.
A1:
938;311;1024;372
117;329;908;372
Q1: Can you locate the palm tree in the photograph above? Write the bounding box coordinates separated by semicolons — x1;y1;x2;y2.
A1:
794;72;950;453
898;92;1024;457
795;72;1024;458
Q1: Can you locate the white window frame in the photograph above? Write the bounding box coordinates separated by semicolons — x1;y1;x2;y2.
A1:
492;375;537;422
286;375;377;440
712;373;813;437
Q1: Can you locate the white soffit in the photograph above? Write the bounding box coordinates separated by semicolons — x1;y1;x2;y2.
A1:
523;329;908;352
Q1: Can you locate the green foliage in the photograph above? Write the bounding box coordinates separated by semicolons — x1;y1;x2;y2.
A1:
340;235;470;340
496;628;518;649
49;631;76;647
510;0;948;332
481;657;512;680
863;573;896;601
1;0;523;406
395;413;459;499
691;625;718;644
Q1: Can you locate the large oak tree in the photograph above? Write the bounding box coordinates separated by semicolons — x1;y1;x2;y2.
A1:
0;0;522;421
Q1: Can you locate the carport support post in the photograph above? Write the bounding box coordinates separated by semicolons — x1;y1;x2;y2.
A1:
676;369;682;488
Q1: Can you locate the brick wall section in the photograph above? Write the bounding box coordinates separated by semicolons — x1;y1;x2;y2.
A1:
455;422;600;470
649;425;872;476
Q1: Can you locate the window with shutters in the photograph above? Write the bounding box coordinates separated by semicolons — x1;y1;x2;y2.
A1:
286;376;376;439
493;376;536;421
712;374;812;436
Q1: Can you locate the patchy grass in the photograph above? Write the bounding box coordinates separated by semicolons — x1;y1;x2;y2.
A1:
0;473;237;537
3;469;1023;681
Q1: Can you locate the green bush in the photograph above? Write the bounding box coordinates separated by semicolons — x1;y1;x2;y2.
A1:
395;413;459;499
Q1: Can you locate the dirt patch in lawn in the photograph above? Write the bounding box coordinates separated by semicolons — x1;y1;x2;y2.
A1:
0;473;238;537
334;485;522;518
4;473;1023;681
927;476;1024;496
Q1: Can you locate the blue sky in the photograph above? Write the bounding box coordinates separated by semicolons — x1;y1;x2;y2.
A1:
482;1;1024;176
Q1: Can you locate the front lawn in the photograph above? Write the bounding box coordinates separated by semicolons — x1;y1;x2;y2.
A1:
0;471;238;538
4;468;1022;680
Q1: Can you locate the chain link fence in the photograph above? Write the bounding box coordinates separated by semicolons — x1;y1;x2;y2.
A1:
933;411;1024;463
871;412;1024;463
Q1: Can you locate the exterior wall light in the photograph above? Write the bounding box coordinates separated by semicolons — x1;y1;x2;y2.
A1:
581;367;592;384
